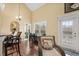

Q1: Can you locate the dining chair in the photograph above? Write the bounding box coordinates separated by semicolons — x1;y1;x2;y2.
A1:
3;32;22;56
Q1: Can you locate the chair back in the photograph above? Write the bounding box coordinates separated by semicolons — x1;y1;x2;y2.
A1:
38;35;65;56
16;32;22;37
39;36;55;50
3;35;13;44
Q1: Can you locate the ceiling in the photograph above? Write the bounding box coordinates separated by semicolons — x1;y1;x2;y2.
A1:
25;3;46;11
0;3;5;12
0;3;46;12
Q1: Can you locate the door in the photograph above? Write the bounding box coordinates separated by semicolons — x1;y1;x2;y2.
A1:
59;16;77;51
75;16;79;52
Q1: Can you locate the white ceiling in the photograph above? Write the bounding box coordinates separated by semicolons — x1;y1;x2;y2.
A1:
25;3;46;11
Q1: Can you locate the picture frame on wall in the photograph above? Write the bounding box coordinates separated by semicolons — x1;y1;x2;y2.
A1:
64;3;79;13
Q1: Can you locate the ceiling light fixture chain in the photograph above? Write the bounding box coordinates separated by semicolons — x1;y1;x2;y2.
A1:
16;3;22;21
18;3;21;21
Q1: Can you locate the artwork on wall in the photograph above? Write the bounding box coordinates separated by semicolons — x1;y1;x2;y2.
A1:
10;21;19;32
64;3;79;13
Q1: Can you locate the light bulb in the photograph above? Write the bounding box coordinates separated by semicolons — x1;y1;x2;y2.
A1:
19;16;22;19
16;16;22;20
16;16;19;19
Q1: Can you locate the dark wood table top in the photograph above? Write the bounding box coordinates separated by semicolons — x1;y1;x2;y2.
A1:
0;35;9;37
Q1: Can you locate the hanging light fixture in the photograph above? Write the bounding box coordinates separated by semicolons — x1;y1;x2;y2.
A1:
16;3;22;21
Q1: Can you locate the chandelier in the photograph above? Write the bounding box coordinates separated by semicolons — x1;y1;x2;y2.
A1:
16;3;22;21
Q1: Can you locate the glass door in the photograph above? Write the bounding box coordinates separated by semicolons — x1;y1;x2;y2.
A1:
60;16;77;50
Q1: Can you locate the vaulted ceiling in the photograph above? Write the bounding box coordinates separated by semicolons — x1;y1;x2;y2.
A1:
0;3;46;12
25;3;46;11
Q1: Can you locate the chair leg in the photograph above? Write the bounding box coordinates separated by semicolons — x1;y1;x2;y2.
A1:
15;44;18;55
5;46;7;56
2;45;5;56
18;43;21;56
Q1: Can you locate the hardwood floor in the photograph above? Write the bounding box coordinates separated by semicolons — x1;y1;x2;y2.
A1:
6;40;38;56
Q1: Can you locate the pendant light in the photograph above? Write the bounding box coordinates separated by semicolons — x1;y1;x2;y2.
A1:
16;3;22;21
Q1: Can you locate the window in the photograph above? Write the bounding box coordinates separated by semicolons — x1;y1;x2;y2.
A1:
34;21;47;36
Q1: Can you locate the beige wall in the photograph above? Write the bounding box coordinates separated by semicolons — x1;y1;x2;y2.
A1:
0;3;64;42
0;3;31;39
0;13;2;33
32;3;64;43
